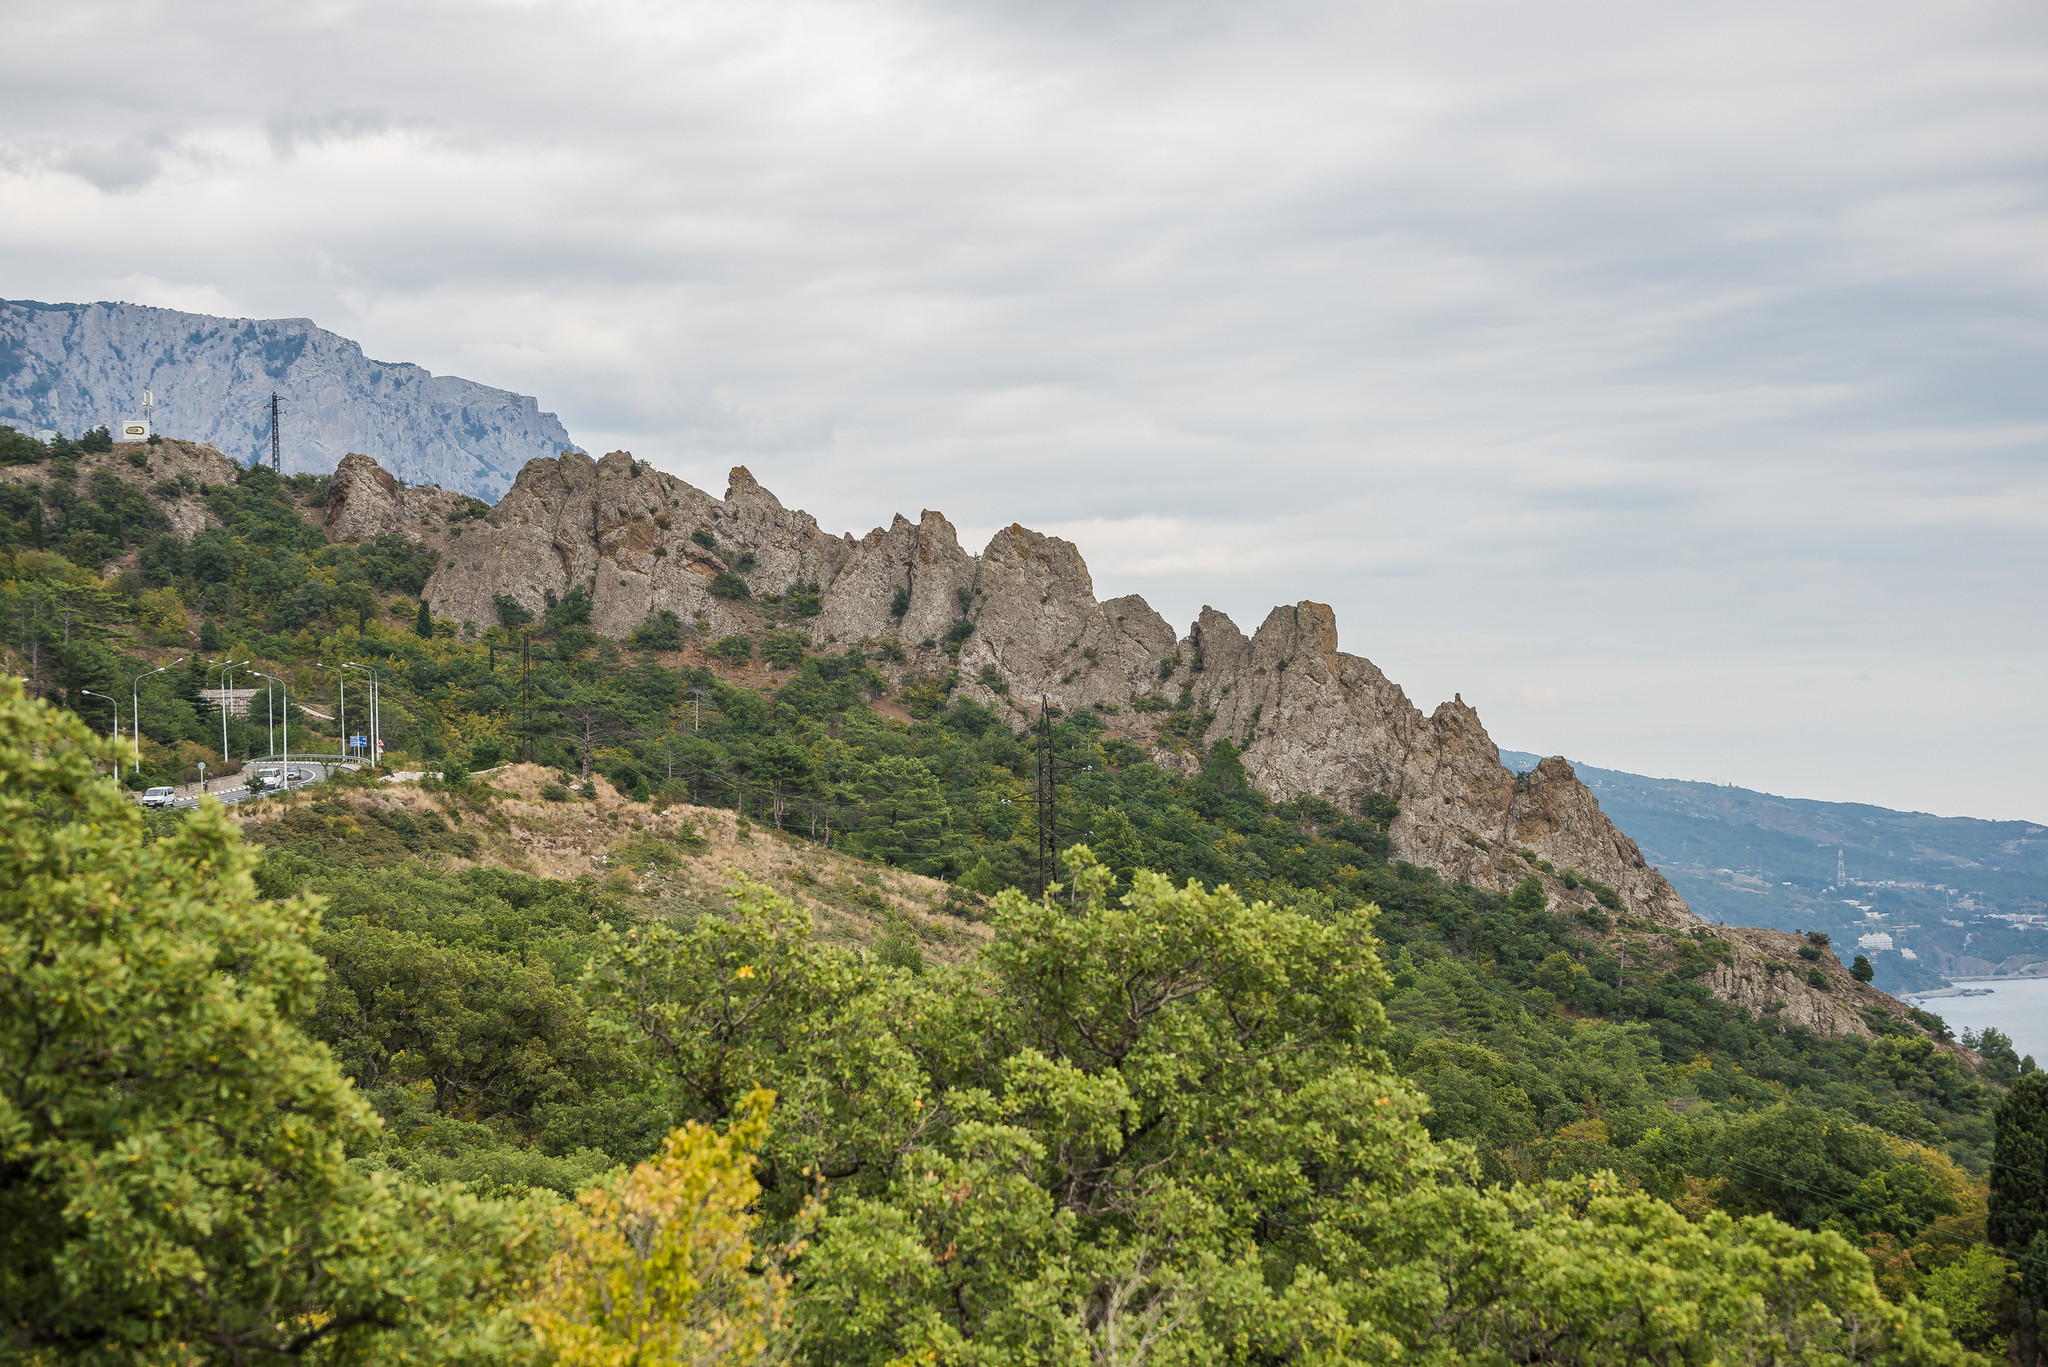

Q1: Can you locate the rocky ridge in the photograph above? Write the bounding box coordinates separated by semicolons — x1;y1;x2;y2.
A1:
326;449;1913;1038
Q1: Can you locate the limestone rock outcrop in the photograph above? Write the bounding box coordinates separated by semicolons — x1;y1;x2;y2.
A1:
395;449;1901;1036
324;452;477;545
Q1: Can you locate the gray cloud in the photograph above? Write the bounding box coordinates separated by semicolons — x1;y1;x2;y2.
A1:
1;0;2044;817
55;133;174;192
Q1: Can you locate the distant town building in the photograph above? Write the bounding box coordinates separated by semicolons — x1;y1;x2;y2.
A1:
1857;931;1895;952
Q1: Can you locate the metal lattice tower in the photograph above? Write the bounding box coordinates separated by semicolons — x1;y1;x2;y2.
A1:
268;392;283;472
1036;697;1056;894
1027;695;1094;898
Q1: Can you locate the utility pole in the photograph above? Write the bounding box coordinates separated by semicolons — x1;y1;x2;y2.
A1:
268;393;283;473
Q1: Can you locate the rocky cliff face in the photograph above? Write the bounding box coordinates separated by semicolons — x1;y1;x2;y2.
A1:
337;449;1895;1036
0;300;577;500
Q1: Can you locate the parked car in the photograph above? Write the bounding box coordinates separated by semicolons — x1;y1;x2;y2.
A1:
140;786;178;808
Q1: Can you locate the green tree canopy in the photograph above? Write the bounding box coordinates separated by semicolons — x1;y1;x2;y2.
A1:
0;680;537;1363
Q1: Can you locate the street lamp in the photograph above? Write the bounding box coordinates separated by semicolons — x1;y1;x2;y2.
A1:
212;659;251;767
127;659;184;779
315;664;350;763
78;689;119;762
342;662;380;770
252;671;291;789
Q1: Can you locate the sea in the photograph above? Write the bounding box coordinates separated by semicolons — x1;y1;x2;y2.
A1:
1906;978;2048;1063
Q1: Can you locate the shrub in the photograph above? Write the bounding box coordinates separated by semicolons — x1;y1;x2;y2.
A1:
878;639;908;664
1909;1007;1953;1040
1798;944;1822;962
691;528;716;550
762;632;807;670
1851;954;1875;983
977;663;1009;695
0;425;48;466
733;551;757;572
1807;968;1829;990
629;609;684;651
708;570;749;600
889;587;910;619
540;782;570;802
783;581;822;617
708;634;754;665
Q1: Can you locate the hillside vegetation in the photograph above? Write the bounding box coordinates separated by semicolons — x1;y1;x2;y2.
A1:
2;435;2041;1359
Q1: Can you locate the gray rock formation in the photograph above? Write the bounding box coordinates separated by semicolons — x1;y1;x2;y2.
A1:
0;299;577;500
363;448;1893;1035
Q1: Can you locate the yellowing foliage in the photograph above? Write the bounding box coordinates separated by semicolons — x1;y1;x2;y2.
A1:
525;1089;794;1367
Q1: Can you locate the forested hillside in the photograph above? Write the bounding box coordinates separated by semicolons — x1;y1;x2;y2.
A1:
3;428;2041;1360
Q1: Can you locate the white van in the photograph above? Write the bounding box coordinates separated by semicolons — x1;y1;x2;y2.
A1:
141;786;178;808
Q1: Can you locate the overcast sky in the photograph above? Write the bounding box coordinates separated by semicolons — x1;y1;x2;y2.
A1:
3;0;2044;820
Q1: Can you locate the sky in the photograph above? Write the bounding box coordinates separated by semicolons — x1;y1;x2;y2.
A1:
2;0;2044;821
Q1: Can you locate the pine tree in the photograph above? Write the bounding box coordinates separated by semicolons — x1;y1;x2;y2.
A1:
415;598;433;638
1092;806;1146;889
1991;1073;2048;1364
845;755;952;875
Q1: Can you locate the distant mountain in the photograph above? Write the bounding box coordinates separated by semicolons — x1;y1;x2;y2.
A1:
0;299;577;500
1502;750;2048;992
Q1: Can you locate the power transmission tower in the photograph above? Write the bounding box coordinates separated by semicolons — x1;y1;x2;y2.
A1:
268;392;283;473
1028;695;1093;897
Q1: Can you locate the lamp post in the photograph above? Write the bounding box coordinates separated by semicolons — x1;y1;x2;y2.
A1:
127;659;184;779
253;671;290;789
212;659;250;766
316;664;348;762
78;689;119;765
343;662;380;770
